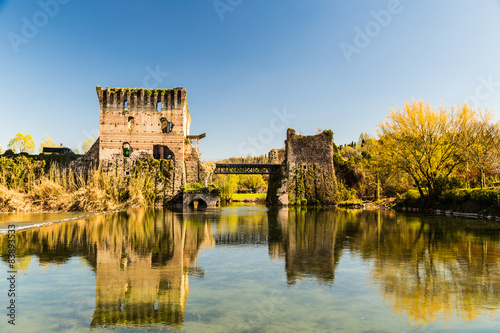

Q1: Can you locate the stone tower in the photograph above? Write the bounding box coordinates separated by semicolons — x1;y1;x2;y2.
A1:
75;86;210;196
96;86;190;163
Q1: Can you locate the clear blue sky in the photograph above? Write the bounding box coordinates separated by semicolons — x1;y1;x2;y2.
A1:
1;0;500;161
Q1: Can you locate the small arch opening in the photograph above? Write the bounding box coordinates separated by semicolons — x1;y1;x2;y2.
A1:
189;199;208;210
124;100;128;111
157;102;162;112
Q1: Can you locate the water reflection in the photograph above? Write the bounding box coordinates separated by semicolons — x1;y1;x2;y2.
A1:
268;208;342;285
1;207;500;330
0;209;214;330
275;209;500;324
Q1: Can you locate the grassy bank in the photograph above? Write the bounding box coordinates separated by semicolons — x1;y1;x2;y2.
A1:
398;187;500;215
0;156;173;212
231;193;266;203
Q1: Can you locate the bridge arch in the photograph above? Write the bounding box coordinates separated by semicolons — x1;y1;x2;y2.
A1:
188;198;208;209
183;191;220;207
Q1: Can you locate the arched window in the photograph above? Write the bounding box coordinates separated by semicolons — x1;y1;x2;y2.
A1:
157;102;161;112
128;117;134;131
124;101;128;111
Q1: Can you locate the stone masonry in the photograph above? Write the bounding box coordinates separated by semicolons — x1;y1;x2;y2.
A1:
267;129;337;205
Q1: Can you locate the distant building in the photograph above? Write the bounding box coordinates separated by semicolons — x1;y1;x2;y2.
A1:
42;146;73;154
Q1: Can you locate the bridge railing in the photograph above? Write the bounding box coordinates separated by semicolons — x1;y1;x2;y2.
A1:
214;163;281;175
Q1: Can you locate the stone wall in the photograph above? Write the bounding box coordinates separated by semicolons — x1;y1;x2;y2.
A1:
70;137;100;172
268;148;286;164
184;143;215;187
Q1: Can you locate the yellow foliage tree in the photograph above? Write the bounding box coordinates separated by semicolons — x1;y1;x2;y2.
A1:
39;134;57;153
81;137;96;153
378;100;462;202
8;132;35;154
455;105;499;188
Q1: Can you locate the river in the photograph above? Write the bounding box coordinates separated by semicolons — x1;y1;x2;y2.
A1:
1;205;499;332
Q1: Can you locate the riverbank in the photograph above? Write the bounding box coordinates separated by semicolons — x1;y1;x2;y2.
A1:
396;188;500;218
337;198;396;210
231;193;266;204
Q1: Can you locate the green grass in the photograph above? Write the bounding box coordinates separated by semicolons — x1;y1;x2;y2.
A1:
232;193;266;200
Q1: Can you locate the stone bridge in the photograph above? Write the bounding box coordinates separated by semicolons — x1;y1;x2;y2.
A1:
183;189;220;207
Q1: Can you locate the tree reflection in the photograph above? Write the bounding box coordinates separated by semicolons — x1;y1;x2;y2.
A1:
269;208;500;324
352;213;500;325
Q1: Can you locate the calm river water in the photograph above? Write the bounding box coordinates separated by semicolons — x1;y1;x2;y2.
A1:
1;205;500;332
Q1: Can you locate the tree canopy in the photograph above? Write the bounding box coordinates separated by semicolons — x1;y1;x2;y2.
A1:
39;134;57;153
378;101;462;201
8;133;35;154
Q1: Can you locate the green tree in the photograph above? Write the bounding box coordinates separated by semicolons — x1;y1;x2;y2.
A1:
378;100;462;202
213;174;238;201
357;132;372;147
82;137;96;153
8;133;35;154
39;134;57;153
240;174;266;190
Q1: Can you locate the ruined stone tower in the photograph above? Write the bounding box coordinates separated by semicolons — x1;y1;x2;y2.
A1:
97;86;190;163
74;86;211;196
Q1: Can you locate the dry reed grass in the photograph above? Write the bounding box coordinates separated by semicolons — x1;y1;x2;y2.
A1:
0;156;172;212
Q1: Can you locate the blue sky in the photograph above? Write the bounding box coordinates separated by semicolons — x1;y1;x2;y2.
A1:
1;0;500;161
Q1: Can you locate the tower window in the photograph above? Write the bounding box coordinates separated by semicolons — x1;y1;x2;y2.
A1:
123;142;132;157
128;117;134;131
160;117;172;134
157;102;162;112
124;101;128;111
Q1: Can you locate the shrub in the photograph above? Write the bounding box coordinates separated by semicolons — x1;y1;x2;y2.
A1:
400;189;423;207
439;188;470;205
186;182;204;190
439;187;499;206
470;188;498;206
